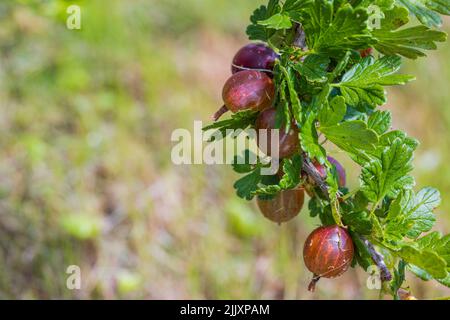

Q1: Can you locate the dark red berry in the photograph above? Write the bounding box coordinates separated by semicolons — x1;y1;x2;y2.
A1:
360;47;373;58
255;108;299;159
303;225;354;291
213;70;275;121
232;43;279;74
313;161;327;179
257;188;305;224
313;156;346;187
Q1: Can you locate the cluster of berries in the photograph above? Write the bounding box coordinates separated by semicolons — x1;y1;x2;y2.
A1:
213;43;359;289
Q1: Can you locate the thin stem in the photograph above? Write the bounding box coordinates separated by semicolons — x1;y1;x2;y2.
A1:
370;200;381;216
308;274;321;292
369;200;385;238
231;63;274;74
302;154;344;226
302;155;330;200
358;234;392;282
212;105;228;121
340;187;360;201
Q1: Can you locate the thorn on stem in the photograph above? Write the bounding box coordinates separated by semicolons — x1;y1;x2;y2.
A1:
308;275;321;292
212;105;228;121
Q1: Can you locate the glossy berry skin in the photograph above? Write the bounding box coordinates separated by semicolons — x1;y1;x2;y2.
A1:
232;43;279;74
360;47;373;58
223;70;275;113
257;189;305;224
255;108;299;159
303;225;354;279
313;156;346;187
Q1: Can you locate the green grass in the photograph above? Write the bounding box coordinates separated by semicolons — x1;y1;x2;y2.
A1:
0;0;449;299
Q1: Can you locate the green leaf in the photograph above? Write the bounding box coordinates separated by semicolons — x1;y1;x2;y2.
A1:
311;84;332;110
349;231;373;271
258;12;293;30
407;232;450;286
385;187;440;240
416;231;442;248
329;51;351;82
368;110;392;135
252;155;303;197
308;196;323;218
319;120;379;156
317;204;336;226
391;260;407;299
300;112;326;162
233;169;262;200
379;130;419;151
373;6;447;59
354;191;370;211
361;138;414;203
232;150;258;174
336;56;415;106
343;210;373;235
319;96;347;127
292;54;330;83
280;65;302;124
399;245;447;279
275;77;292;132
202;110;258;140
283;0;313;20
417;232;450;267
356;0;396;10
278;154;303;189
396;0;450;27
408;264;433;281
246;0;281;41
303;1;372;53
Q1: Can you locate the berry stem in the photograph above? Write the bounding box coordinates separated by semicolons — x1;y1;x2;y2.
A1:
308;274;321;292
212;105;229;121
302;155;330;200
340;188;360;201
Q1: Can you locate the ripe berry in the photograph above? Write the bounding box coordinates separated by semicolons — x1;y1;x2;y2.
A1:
303;225;354;291
360;47;373;58
232;43;279;74
257;188;305;224
313;156;346;187
255;108;299;159
213;70;275;121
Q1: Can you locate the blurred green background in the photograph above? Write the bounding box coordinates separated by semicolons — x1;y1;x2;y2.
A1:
0;0;449;299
